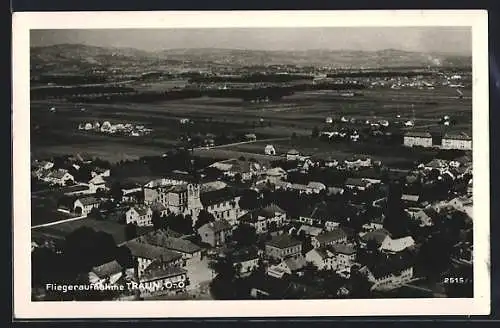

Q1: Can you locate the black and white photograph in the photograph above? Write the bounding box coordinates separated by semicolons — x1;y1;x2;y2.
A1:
12;10;490;318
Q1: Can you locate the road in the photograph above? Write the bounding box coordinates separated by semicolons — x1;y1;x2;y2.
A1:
31;215;86;229
194;137;290;151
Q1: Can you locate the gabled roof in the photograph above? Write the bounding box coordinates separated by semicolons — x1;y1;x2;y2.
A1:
91;260;123;278
380;236;415;253
129;205;151;216
266;234;302;249
287;149;299;155
135;230;201;254
330;244;357;255
140;265;187;282
76;196;100;206
345;178;370;187
49;169;71;180
200;188;239;207
360;228;391;245
443;132;472;141
298;225;323;236
283;256;306;272
124;240;183;262
365;254;413;279
257;204;286;218
314;229;347;244
200;220;232;233
404;131;432;138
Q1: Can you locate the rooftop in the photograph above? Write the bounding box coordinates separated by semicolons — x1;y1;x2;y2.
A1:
91;260;123;278
315;229;347;244
76;196;100;206
200;220;232;233
200;187;239;207
266;234;302;249
140;265;187;282
443;132;472;141
135;230;201;254
124;240;183;262
404;131;432;138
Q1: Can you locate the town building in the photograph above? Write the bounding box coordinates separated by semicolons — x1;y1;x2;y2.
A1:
265;234;302;261
379;236;416;254
73;196;101;217
265;167;287;184
133;230;202;263
345;178;372;191
157;183;203;220
88;260;128;286
197;220;233;247
239;204;287;234
124;240;183;278
200;188;245;226
139;266;188;296
126;206;153;227
361;258;414;291
311;229;347;249
403;132;433;148
441;133;472;150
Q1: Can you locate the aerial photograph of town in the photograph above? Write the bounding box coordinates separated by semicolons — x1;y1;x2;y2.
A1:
29;27;474;301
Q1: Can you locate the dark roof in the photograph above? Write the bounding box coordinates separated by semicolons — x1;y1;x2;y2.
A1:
330;244;356;255
135;230;201;254
200;220;232;233
443;132;472;141
360;228;391;244
257;204;286;218
61;185;90;193
124;240;183;262
200;188;239;207
130;205;151;216
49;169;71;179
315;229;347;244
91;260;123;278
366;254;413;279
266;234;302;249
141;265;187;282
287;149;299;155
151;202;168;212
404;132;432;138
230;246;259;262
76;196;100;206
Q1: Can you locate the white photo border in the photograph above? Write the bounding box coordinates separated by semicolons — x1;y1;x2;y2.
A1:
12;10;490;318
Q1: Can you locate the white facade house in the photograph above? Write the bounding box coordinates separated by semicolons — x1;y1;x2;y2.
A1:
441;133;472;150
126;206;153;227
403;132;433;147
73;196;100;217
265;145;276;156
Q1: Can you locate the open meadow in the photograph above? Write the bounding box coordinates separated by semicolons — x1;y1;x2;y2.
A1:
30;86;471;164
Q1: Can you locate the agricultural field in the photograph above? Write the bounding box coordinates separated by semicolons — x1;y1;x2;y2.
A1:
30;85;471;163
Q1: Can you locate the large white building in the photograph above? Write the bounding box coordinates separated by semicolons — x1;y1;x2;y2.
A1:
441;133;472;150
403;132;433;148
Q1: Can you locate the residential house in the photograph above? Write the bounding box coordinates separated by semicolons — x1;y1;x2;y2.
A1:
305;248;330;270
344;156;372;170
379;236;416;254
345;178;372;191
286;149;300;161
265;167;287;184
264;145;276;156
272;255;306;275
73;196;101;217
91;167;111;178
311;229;347;249
197;220;233;247
134;229;202;263
441;132;472;150
361;257;414;291
126;206;153;227
359;228;391;248
43;169;75;186
305;244;357;276
265;234;302;261
240;204;287;234
298;202;339;231
448;196;473;218
209;159;261;181
297;225;324;238
88;175;107;192
200;188;245;226
401;194;420;206
403;132;433;148
88;260;128;286
361;217;385;233
139;266;188;296
231;247;260;276
124;240;183;278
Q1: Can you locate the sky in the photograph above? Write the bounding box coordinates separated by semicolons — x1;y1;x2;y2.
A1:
30;27;472;55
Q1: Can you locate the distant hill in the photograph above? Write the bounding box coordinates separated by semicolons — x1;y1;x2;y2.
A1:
30;44;472;71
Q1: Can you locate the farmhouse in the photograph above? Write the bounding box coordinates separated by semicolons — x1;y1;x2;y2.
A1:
403;132;433;148
73;196;100;217
441;132;472;150
88;260;126;286
42;169;74;186
134;229;202;262
265;167;287;184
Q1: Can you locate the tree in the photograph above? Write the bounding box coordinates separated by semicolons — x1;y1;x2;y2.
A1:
151;210;164;230
238;189;260;210
89;207;102;220
232;224;257;247
291;132;298;140
110;181;123;202
194;210;216;230
166;214;194;235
